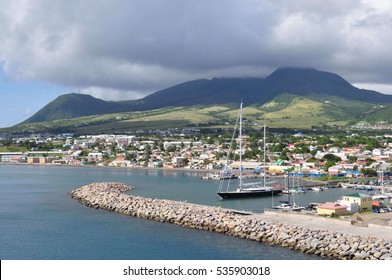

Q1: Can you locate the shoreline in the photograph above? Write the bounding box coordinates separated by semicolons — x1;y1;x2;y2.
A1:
0;162;209;173
70;182;392;260
0;162;338;184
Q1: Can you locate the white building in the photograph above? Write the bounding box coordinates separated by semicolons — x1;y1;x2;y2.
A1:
88;152;103;161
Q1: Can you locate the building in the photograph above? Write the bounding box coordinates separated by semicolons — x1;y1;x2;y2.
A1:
147;161;163;168
317;202;348;216
229;161;261;170
88;152;103;161
0;152;25;162
163;141;202;149
109;155;132;167
172;157;186;166
340;193;372;212
27;157;56;164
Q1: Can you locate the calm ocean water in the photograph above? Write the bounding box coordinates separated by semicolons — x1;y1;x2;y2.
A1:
0;165;360;260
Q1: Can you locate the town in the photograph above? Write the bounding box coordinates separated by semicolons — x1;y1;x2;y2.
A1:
1;129;391;179
2;128;392;258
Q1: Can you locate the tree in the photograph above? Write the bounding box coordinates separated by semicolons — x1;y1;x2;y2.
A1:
348;156;358;163
279;148;290;160
323;154;341;163
362;168;377;177
125;152;136;161
365;158;376;166
318;136;333;145
79;150;89;157
144;144;152;160
269;143;286;153
324;160;335;171
166;146;177;153
307;156;318;163
243;149;258;160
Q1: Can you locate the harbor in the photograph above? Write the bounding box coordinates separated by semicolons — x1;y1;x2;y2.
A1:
71;181;392;260
2;164;392;260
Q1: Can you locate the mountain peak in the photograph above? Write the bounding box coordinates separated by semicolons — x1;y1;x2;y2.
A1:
20;68;392;124
272;67;318;73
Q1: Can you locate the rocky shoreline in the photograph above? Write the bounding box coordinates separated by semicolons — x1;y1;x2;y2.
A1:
70;182;392;260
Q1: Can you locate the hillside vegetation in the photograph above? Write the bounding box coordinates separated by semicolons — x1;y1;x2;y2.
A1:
3;93;384;134
3;67;392;134
19;67;392;125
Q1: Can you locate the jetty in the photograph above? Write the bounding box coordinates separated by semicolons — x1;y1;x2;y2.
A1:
70;182;392;260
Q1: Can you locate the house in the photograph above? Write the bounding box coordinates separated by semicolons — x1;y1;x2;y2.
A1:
147;161;163;168
172;157;186;166
88;152;103;161
317;202;348;216
346;170;362;178
229;161;261;170
340;193;372;212
109;155;132;167
287;143;295;151
328;165;345;176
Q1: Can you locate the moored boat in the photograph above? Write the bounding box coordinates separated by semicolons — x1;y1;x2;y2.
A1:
311;186;323;191
217;102;281;199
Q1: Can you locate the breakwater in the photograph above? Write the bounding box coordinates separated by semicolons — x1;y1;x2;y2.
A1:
70;182;392;260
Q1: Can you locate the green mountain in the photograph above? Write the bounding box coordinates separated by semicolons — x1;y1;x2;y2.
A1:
21;93;141;123
20;67;392;126
262;68;390;103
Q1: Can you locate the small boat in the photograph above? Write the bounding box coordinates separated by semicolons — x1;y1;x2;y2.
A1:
202;170;238;180
272;201;305;211
372;194;389;200
311;186;323;191
292;187;306;193
281;188;290;194
272;174;304;211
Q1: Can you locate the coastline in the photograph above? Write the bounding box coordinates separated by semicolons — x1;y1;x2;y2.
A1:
0;162;209;173
0;162;334;184
70;182;392;260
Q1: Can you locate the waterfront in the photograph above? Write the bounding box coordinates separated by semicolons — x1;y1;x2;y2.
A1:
0;165;371;260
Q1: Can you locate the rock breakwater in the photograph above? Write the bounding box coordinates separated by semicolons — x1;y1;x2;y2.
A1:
70;182;392;260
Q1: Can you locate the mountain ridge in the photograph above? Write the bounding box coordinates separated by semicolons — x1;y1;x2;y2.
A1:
21;67;392;124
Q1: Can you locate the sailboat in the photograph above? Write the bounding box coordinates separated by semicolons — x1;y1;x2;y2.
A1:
217;102;282;199
272;173;305;211
372;170;390;200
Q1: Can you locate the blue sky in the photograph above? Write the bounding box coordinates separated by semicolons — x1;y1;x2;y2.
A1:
1;0;392;128
0;67;70;127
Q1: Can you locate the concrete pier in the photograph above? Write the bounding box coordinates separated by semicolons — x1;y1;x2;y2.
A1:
70;182;392;260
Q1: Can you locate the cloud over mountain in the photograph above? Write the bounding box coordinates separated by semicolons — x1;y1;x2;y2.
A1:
1;0;392;101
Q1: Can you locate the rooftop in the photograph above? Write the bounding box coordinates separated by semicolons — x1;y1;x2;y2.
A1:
344;193;372;198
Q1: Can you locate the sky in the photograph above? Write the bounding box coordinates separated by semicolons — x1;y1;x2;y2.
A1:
1;0;392;128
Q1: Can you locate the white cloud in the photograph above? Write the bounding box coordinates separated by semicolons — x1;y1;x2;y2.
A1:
1;0;392;100
353;83;392;95
81;87;146;101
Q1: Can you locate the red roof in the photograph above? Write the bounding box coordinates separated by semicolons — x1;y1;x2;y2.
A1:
318;202;347;210
372;201;382;206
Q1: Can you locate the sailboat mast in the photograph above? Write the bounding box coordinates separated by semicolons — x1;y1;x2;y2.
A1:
263;124;266;188
287;172;290;204
239;102;243;190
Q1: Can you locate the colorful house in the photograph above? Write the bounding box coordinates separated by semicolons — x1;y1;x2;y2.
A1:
317;202;348;216
341;193;372;212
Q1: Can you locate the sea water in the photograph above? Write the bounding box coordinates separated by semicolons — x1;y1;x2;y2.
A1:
0;165;358;260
